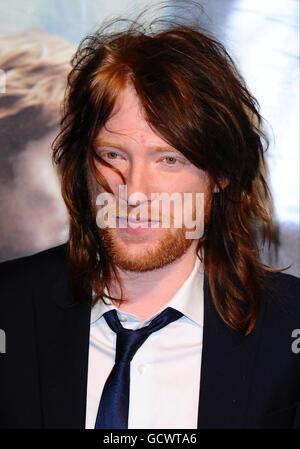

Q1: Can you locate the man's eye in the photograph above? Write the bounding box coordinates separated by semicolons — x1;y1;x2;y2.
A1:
97;150;123;161
164;156;178;165
104;151;119;159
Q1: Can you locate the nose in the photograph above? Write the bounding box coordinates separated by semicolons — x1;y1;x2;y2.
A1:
121;159;152;204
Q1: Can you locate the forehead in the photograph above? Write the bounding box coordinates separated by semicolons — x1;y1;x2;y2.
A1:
97;83;165;146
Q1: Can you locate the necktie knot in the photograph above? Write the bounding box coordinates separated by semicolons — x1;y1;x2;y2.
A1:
103;307;183;363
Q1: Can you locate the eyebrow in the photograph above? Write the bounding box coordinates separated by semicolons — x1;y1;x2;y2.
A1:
93;138;180;153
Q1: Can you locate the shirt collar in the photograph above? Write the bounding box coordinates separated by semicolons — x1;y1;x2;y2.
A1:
90;256;204;327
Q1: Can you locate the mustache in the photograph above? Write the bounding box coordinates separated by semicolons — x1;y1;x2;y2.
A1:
107;209;173;224
95;203;176;224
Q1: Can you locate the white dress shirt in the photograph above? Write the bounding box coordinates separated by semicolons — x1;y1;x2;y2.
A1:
85;256;204;429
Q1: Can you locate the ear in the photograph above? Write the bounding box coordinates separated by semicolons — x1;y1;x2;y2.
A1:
213;178;229;193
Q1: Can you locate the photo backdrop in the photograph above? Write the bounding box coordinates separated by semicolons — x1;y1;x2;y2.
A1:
0;0;299;276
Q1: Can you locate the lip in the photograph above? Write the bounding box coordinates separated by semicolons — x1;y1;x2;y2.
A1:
117;216;161;224
116;216;161;233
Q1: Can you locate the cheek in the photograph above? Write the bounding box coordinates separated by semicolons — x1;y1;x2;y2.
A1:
173;166;209;193
177;172;212;219
93;162;123;192
155;172;201;194
172;175;210;195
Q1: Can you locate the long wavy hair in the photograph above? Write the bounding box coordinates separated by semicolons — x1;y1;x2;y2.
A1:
52;14;285;334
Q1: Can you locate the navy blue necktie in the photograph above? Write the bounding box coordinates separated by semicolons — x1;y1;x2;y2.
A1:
94;306;183;429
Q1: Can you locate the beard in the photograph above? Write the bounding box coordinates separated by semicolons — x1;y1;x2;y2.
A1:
100;224;195;272
88;170;213;273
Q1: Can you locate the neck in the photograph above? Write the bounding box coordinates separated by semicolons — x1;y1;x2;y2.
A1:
109;242;199;321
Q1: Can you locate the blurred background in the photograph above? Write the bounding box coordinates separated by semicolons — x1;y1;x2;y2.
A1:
0;0;299;276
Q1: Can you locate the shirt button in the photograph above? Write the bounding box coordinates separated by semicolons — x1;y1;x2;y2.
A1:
137;363;145;374
119;315;128;322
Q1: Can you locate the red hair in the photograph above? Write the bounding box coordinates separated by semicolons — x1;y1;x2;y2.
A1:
53;15;284;334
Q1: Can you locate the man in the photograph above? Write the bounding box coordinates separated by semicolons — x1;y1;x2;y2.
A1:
0;15;299;429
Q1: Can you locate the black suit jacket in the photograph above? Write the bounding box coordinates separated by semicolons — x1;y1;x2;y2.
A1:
0;243;299;429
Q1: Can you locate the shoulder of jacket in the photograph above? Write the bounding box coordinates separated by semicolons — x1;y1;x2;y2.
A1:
0;243;68;294
262;270;300;322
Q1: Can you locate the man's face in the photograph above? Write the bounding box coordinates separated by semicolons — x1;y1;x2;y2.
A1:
90;83;212;272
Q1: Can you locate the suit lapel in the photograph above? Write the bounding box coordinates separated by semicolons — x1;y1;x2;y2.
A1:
198;275;264;429
34;266;91;429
